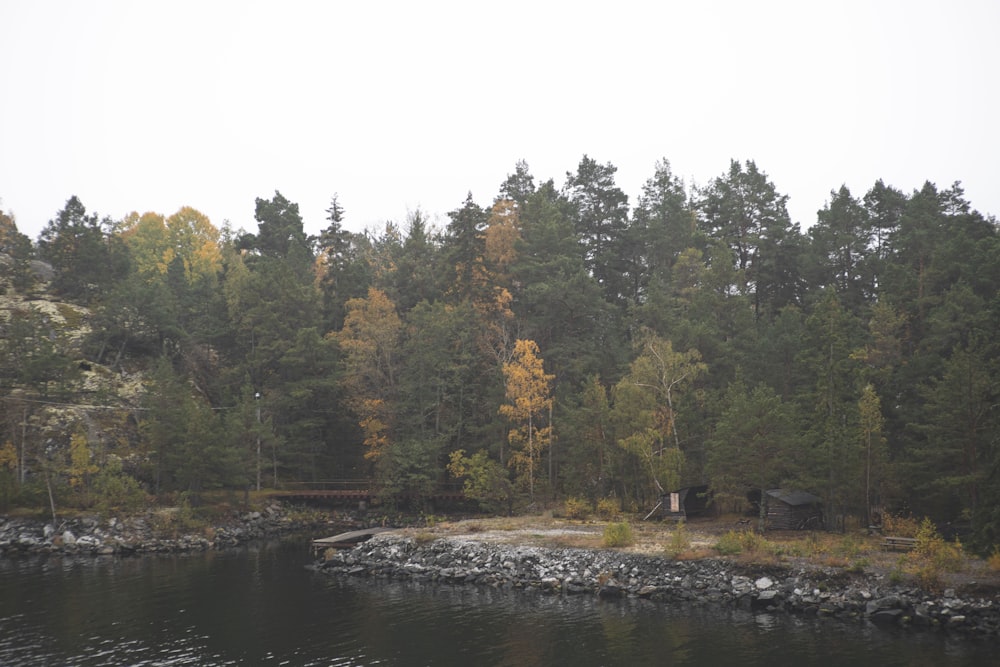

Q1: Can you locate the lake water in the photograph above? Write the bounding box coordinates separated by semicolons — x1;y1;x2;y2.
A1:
0;536;995;666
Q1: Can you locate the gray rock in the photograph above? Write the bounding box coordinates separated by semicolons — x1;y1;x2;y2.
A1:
871;609;904;625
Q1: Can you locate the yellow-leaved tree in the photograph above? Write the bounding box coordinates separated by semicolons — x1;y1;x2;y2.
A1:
335;287;401;464
474;200;522;368
119;207;222;284
500;339;554;499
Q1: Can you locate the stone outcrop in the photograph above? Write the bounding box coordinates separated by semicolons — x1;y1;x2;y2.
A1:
317;533;1000;637
0;503;325;556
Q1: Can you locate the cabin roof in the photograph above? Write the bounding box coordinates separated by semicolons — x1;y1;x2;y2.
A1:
766;488;822;506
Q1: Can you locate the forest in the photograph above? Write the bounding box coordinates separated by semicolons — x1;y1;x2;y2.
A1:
1;156;998;552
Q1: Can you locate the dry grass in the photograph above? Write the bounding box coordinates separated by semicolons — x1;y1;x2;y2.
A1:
402;514;1000;592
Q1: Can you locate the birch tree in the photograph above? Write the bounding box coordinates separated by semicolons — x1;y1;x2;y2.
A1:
500;339;554;499
612;335;706;500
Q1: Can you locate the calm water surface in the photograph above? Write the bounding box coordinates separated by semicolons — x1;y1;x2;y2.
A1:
0;537;995;666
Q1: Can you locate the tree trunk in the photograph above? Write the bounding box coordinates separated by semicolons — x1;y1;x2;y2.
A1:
758;489;768;533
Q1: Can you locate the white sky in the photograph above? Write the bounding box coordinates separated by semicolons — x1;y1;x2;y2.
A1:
2;1;998;241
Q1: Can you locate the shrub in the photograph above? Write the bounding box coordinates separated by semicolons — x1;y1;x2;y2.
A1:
847;557;870;574
836;535;862;559
563;496;592;520
714;530;744;555
92;459;147;515
151;499;206;539
883;513;921;538
714;529;767;556
803;532;825;557
988;547;1000;572
913;517;964;572
664;521;691;558
738;529;766;554
895;517;966;592
413;532;437;546
914;562;943;592
595;497;620;520
602;521;634;548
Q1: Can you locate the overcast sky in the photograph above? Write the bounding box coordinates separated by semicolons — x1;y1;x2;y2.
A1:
2;1;998;242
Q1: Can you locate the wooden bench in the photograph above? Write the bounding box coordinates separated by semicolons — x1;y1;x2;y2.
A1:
883;536;917;551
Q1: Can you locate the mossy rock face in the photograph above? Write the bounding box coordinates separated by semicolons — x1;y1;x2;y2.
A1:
1;282;148;482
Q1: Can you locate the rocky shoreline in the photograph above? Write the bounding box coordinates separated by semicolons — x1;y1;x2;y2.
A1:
0;502;328;556
317;533;1000;638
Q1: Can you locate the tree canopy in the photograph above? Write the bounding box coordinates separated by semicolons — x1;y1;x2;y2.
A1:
3;157;999;551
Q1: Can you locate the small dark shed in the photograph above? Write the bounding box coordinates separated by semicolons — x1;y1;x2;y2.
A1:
660;484;712;520
747;488;824;530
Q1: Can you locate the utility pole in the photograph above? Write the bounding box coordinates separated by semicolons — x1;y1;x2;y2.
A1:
255;391;261;492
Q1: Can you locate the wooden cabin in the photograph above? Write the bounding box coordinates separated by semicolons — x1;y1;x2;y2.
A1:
659;484;712;520
747;488;824;530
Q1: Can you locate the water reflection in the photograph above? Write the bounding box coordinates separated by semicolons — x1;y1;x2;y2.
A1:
0;540;996;666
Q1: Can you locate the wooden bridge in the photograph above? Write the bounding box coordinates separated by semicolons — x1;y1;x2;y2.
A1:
270;481;465;504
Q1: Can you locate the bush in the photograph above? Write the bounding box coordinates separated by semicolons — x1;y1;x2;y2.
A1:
563;496;592;520
151;494;207;538
913;517;964;572
896;517;966;592
836;535;862;559
602;521;634;548
595;497;620;520
883;513;921;538
988;547;1000;573
92;459;147;515
714;530;744;555
714;529;767;556
664;521;691;558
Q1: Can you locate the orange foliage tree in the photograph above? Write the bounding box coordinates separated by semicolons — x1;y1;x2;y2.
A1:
500;339;554;499
335;287;401;464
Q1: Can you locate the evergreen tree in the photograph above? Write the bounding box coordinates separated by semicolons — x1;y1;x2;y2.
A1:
798;290;865;526
706;381;797;530
627;159;697;302
317;195;372;331
242;190;313;265
498;159;536;209
513;181;621;390
396;210;443;311
0;208;35;291
559;375;614;501
37;196;129;302
563;155;631;306
697;160;804;321
809;185;875;313
441;193;487;301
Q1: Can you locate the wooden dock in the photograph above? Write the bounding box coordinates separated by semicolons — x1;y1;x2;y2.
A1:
312;527;394;554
